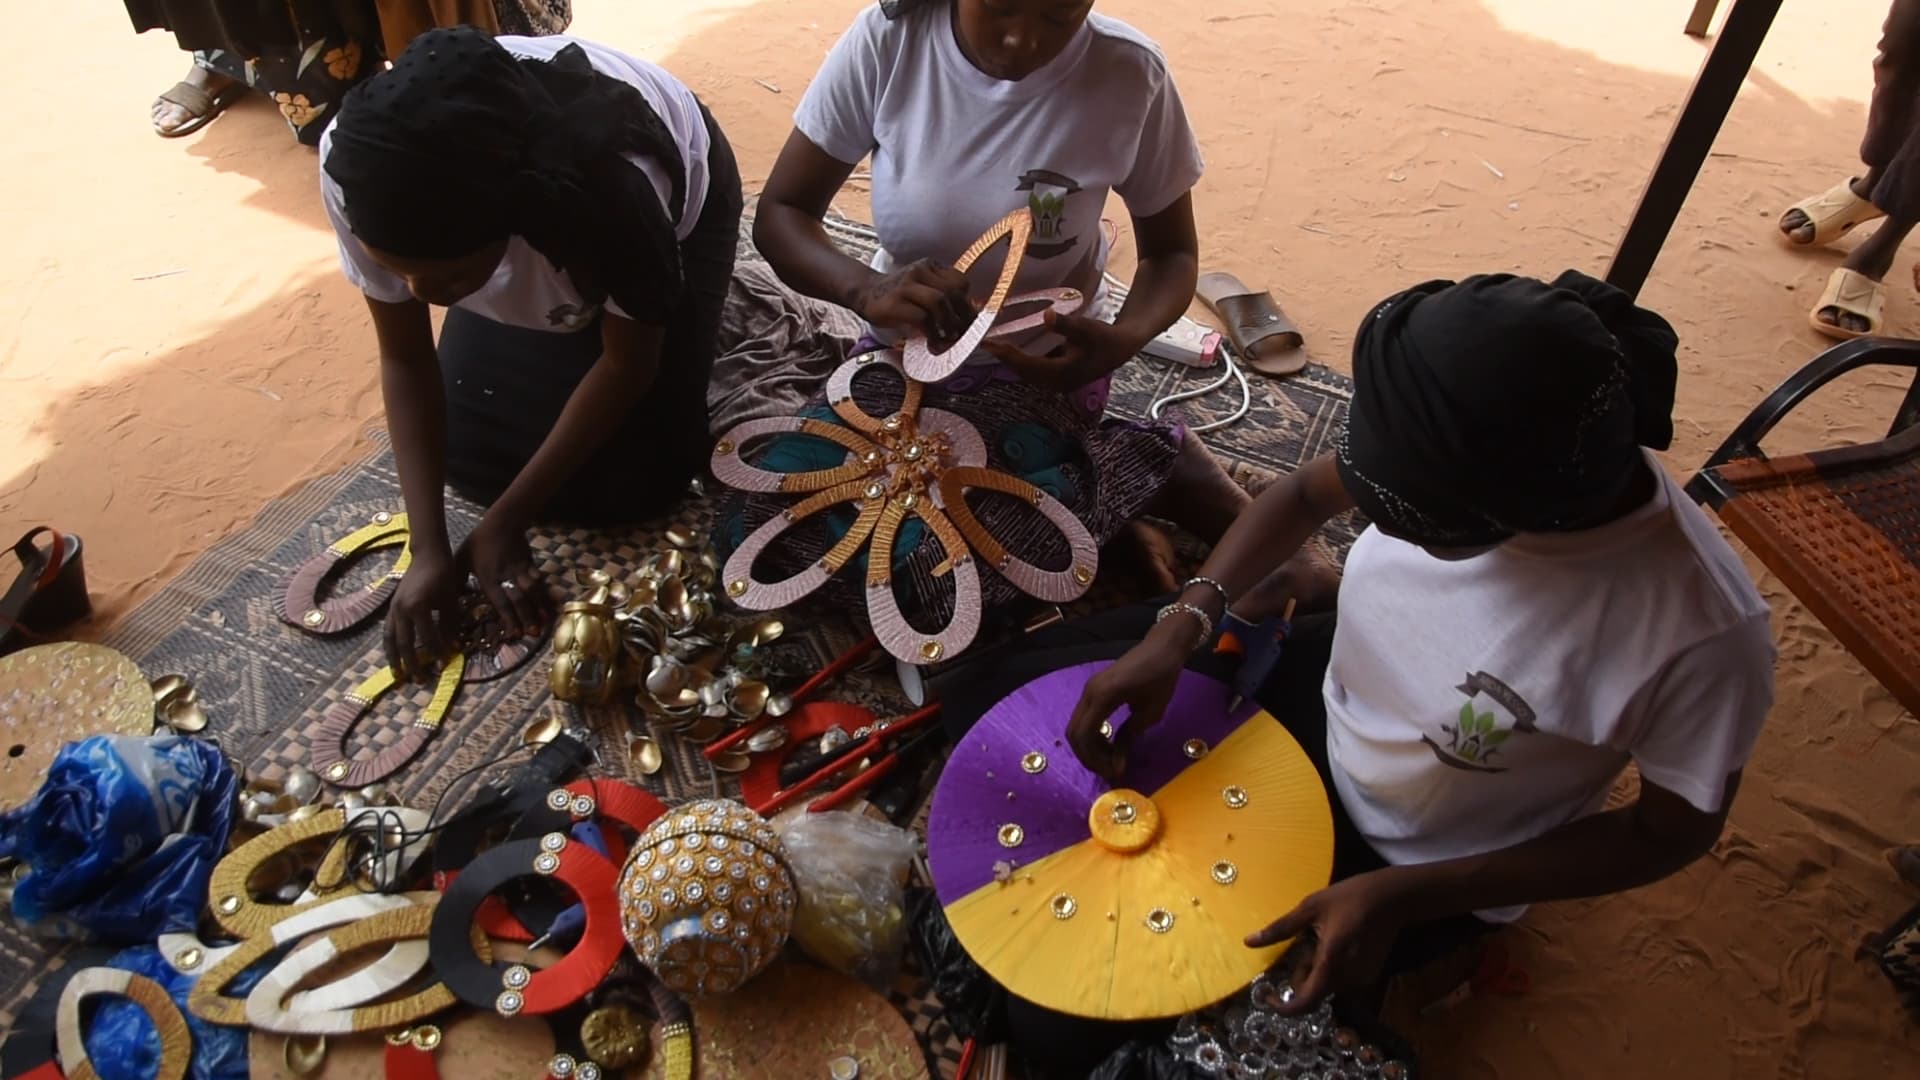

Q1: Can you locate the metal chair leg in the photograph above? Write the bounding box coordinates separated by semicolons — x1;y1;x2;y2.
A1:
1685;0;1721;37
1608;0;1783;299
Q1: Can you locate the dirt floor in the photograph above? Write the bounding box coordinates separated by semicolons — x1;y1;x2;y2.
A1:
4;0;1919;1075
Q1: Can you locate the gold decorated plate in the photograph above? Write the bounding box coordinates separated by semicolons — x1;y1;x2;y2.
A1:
639;959;928;1080
0;643;153;811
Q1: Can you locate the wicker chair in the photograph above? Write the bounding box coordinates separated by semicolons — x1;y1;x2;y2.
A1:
1687;338;1920;715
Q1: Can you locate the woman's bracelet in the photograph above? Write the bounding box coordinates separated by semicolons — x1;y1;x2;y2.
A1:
1182;575;1231;613
1155;601;1215;651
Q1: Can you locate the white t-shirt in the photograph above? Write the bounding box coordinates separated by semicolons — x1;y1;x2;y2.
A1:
320;35;711;332
1323;455;1775;922
795;3;1203;307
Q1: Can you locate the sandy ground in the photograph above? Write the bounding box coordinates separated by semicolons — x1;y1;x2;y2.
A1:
4;0;1919;1074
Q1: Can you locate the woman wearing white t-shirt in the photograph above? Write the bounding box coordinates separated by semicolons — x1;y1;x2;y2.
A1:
321;28;743;677
1040;271;1777;1024
731;0;1250;631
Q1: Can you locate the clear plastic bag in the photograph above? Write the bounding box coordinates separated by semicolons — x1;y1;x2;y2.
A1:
0;735;237;943
779;811;917;988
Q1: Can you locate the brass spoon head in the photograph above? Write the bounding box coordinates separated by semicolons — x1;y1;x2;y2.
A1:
285;1034;328;1077
162;697;209;734
283;765;322;806
628;736;664;776
746;726;790;754
710;750;753;774
150;674;191;709
523;714;564;749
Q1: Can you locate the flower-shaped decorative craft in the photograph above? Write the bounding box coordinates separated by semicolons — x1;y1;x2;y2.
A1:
710;209;1101;664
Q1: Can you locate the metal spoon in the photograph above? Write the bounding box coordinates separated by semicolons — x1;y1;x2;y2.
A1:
523;713;564;749
161;694;209;734
628;734;664;776
728;681;771;720
285;1034;328;1077
283;765;321;806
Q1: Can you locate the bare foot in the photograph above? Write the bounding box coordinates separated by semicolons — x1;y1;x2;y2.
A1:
153;65;237;136
1231;548;1341;621
1146;436;1251;545
1779;176;1877;245
1104;520;1181;595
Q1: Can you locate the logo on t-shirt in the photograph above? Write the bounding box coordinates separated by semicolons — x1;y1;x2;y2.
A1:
546;303;599;331
1424;671;1539;773
1016;170;1083;260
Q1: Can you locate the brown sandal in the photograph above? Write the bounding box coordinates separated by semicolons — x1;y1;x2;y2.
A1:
153;79;242;138
1196;272;1308;378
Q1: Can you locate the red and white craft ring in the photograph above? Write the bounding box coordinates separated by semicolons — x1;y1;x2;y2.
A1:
430;834;624;1017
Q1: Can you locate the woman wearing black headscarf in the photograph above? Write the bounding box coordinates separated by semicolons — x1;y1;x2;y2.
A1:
1041;271;1775;1018
320;27;743;676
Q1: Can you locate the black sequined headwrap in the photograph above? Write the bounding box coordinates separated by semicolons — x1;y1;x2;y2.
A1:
324;27;687;321
1335;270;1680;548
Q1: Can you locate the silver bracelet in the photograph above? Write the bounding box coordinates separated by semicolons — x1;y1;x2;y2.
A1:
1182;576;1231;612
1155;601;1214;650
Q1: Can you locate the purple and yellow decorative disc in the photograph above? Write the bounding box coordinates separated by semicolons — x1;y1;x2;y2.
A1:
926;661;1335;1020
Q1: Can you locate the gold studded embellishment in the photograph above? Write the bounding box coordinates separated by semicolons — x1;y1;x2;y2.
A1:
1051;893;1078;920
1211;860;1238;885
1145;908;1175;934
1183;738;1209;760
1020;751;1047;774
997;824;1025;849
1222;785;1249;809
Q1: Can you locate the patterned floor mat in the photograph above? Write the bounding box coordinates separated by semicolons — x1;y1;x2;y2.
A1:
0;216;1356;1076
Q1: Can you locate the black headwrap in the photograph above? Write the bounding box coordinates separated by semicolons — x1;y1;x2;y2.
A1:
323;27;686;321
1336;270;1679;548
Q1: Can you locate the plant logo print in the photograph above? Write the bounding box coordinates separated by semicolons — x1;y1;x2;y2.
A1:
1015;170;1084;260
1422;671;1538;773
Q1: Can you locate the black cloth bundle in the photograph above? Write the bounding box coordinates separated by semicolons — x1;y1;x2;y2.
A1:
323;26;686;322
1335;270;1680;548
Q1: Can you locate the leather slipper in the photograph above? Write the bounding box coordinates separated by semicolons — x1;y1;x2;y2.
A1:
154;79;243;138
1196;272;1307;377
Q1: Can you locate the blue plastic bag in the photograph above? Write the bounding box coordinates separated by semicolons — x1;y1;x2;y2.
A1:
84;946;257;1080
0;735;236;943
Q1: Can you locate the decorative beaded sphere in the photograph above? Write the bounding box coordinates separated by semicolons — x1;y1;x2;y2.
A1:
617;799;797;996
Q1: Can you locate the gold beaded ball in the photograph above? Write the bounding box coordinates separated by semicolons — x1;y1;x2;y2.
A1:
617;799;797;996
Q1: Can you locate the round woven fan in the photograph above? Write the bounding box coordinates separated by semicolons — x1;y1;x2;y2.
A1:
927;661;1334;1021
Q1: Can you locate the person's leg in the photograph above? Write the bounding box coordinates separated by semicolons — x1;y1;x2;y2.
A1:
1817;0;1920;331
1145;432;1253;545
438;308;606;510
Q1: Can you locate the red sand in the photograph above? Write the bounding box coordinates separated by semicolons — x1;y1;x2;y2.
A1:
5;1;1919;1074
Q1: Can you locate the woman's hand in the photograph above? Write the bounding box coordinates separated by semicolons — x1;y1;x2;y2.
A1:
1244;871;1414;1014
848;259;976;341
1066;626;1191;781
984;310;1145;391
385;547;462;682
463;514;543;637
